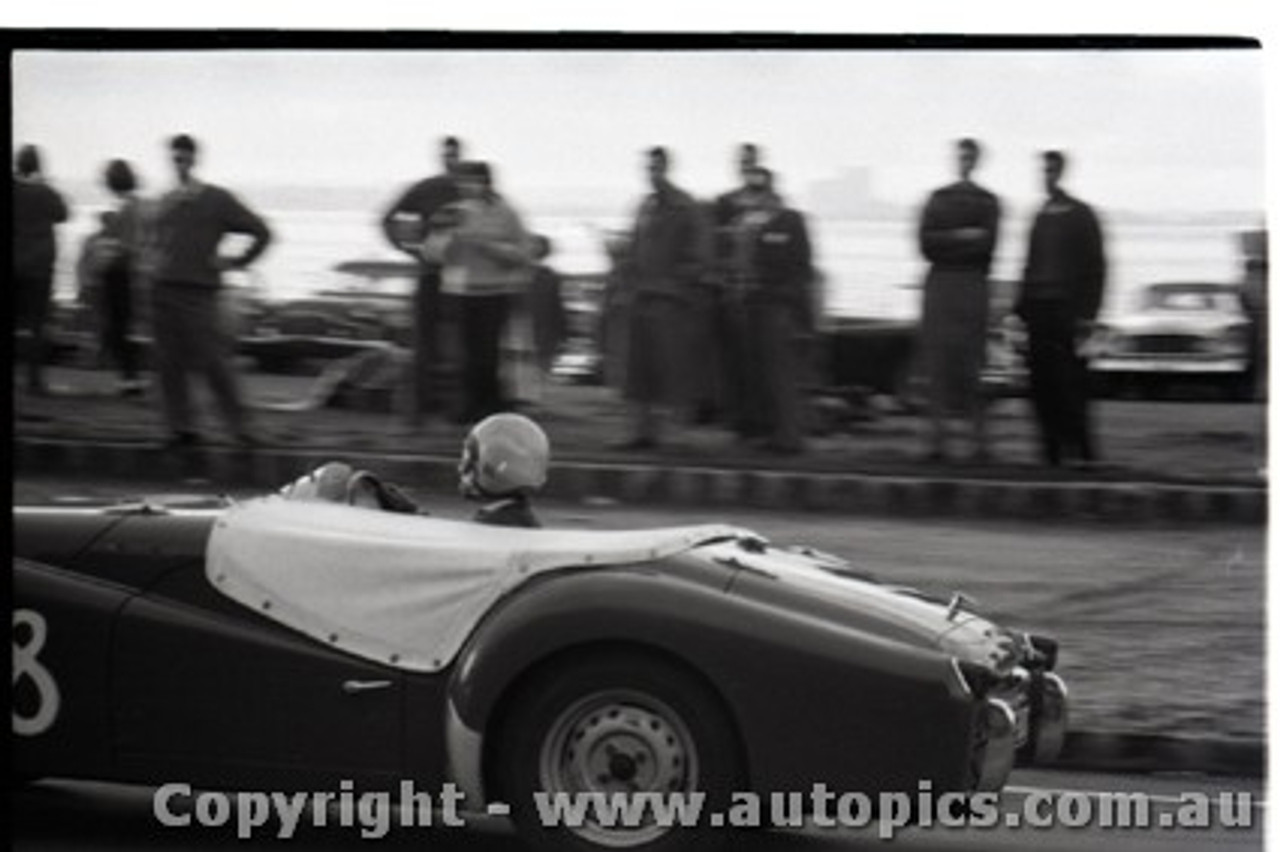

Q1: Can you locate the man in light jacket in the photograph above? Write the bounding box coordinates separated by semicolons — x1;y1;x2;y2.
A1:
428;160;531;423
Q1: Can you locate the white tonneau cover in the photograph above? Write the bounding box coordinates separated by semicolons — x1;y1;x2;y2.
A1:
206;497;748;672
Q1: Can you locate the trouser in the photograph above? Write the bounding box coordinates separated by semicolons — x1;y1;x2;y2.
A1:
1023;302;1096;465
152;281;250;439
100;261;139;381
409;268;443;421
688;284;731;423
459;294;510;421
16;269;53;390
745;300;805;450
718;293;755;435
623;293;692;442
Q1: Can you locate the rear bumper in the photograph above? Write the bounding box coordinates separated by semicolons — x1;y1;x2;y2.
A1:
1092;357;1247;375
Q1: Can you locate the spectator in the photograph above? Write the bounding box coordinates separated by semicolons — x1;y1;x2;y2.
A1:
615;146;711;450
95;159;148;396
734;166;815;454
1239;227;1267;401
13;144;70;396
713;142;762;227
598;229;634;390
382;136;464;428
151;133;272;451
916;138;1002;462
1015;150;1108;468
697;142;764;427
429;161;532;422
510;234;568;406
75;213;121;368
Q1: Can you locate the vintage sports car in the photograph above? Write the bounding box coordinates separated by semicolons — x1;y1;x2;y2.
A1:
13;477;1067;851
1090;281;1256;399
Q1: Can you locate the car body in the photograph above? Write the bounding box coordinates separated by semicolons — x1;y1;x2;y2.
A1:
12;487;1067;850
1091;282;1255;399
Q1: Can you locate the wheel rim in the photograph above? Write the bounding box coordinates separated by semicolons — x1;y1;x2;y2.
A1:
538;688;699;848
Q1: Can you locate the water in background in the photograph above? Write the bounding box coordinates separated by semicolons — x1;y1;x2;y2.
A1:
52;204;1251;321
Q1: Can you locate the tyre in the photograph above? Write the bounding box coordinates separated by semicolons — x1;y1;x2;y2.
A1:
497;652;743;852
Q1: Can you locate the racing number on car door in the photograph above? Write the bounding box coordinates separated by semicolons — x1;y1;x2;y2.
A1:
13;608;61;736
13;559;131;779
113;591;407;785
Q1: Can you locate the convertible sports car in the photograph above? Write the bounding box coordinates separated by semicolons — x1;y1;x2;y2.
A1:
1090;281;1256;399
12;478;1067;851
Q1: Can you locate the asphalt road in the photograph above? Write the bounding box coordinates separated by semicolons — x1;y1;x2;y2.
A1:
12;770;1264;851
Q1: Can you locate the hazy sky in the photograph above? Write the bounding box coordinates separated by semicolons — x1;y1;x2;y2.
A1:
11;48;1267;215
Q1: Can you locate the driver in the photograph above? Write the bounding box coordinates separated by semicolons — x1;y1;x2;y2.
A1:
458;413;549;528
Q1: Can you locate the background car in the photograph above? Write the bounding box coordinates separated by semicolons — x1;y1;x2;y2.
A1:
1090;281;1257;400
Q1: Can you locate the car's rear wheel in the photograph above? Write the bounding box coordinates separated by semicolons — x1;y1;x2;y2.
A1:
497;652;742;852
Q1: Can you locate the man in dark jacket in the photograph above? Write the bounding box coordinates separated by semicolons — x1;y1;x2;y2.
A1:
152;134;272;451
705;142;763;434
1015;150;1107;467
917;138;1001;462
13;145;70;396
615;147;711;449
382;135;463;428
735;167;814;454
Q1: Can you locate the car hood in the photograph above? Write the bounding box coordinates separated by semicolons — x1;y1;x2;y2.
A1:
696;540;1019;672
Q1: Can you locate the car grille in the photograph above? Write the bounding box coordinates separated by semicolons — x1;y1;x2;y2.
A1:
1125;334;1203;354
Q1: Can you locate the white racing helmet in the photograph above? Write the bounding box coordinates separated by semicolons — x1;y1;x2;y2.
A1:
459;413;550;498
279;461;355;503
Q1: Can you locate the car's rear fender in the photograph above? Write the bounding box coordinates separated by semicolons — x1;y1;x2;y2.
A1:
13;507;128;569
